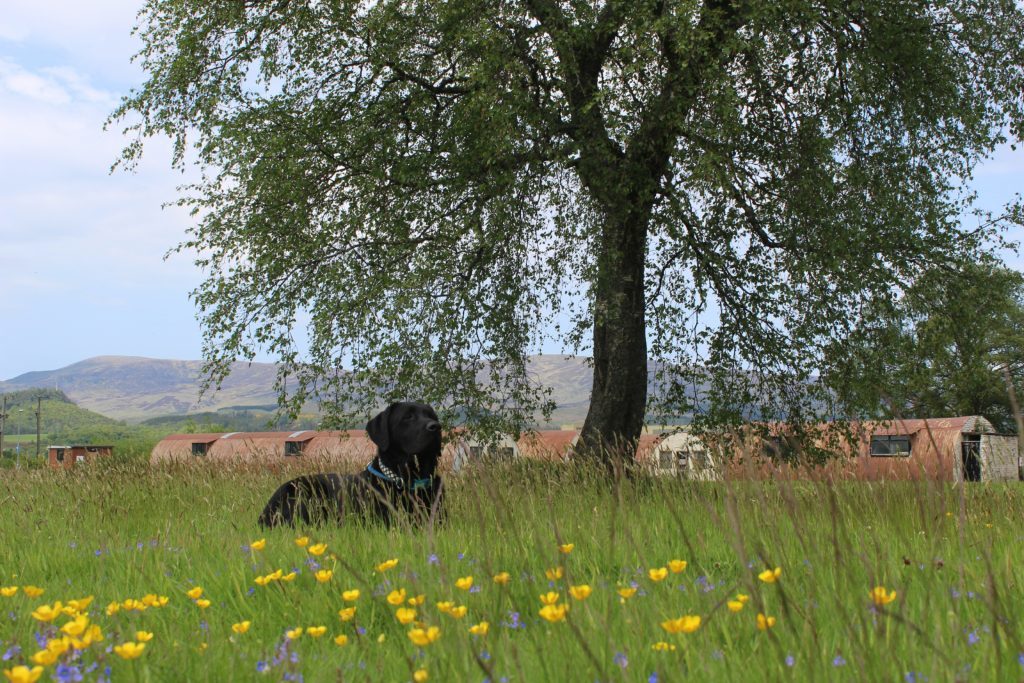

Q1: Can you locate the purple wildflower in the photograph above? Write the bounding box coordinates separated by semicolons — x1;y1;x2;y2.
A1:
55;664;83;683
967;631;980;645
833;655;846;667
428;554;439;565
648;673;659;683
256;661;270;673
785;655;795;667
2;645;21;661
614;652;628;669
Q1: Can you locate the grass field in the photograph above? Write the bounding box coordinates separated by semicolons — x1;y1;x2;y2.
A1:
0;459;1021;682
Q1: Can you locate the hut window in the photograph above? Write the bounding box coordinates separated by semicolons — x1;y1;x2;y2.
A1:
492;447;514;461
691;450;708;469
285;441;305;457
870;435;911;457
191;442;209;456
659;450;674;468
75;455;85;463
55;448;65;462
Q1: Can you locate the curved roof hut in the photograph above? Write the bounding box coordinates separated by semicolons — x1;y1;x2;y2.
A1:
722;416;1017;483
517;430;579;462
151;430;376;467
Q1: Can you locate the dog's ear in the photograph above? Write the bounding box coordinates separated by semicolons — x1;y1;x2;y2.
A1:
366;404;394;451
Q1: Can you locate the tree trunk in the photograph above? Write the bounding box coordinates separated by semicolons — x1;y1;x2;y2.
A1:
578;207;649;467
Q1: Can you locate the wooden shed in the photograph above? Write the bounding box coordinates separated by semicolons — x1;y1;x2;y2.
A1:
150;430;376;466
721;415;1018;483
48;445;112;469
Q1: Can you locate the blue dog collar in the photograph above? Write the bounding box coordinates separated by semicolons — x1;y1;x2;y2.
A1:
366;462;432;490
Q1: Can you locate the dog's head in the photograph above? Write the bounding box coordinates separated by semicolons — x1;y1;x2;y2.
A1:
366;402;442;478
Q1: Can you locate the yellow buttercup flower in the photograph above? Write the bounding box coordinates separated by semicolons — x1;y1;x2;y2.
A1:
66;597;93;611
315;569;333;583
294;536;310;547
436;601;454;614
758;567;782;583
396;608;417;625
232;621;251;634
616;587;637;601
23;586;44;598
756;613;777;630
254;575;271;587
545;567;564;581
447;605;467;619
0;587;17;597
387;588;407;606
281;571;298;583
338;607;357;621
736;593;750;604
407;594;426;606
652;641;676;651
342;589;360;602
558;543;575;554
113;642;146;660
249;538;266;551
186;587;203;600
307;626;327;638
455;576;474;591
60;614;89;636
539;591;560;605
727;600;744;612
413;669;429;682
3;665;44;683
407;626;441;646
333;634;349;646
29;650;58;667
105;602;120;616
668;559;688;573
45;638;70;656
195;599;211;609
308;543;328;556
661;615;701;634
122;598;146;611
648;567;668;582
569;585;592;601
72;625;103;649
268;569;283;581
376;633;386;643
539;603;568;623
376;558;399;572
135;631;154;642
493;572;511;585
469;621;489;636
286;627;303;640
869;586;897;607
31;603;62;622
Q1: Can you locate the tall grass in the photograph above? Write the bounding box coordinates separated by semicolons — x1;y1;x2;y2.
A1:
0;458;1021;681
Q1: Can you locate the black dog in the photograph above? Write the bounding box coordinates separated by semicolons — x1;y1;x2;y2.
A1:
257;402;444;527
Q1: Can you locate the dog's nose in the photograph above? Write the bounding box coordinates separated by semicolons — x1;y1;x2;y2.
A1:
426;421;440;432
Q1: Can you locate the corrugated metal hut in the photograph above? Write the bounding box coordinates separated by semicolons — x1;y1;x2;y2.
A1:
445;431;521;472
517;430;579;462
722;416;1018;483
150;430;376;466
646;431;721;481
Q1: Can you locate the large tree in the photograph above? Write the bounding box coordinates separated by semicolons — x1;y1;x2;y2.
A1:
113;0;1024;462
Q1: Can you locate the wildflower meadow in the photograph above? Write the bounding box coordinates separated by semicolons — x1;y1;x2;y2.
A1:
1;459;1022;682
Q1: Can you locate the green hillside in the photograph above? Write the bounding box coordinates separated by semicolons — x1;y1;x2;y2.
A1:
0;389;161;466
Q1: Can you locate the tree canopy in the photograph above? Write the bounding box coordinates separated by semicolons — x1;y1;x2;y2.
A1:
112;0;1024;456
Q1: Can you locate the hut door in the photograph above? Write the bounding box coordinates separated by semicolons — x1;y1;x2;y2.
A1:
961;436;981;482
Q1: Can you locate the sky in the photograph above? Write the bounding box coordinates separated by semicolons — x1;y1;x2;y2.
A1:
0;1;1022;381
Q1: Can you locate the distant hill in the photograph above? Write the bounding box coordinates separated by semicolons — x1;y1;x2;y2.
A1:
1;356;280;422
0;354;695;426
0;388;135;446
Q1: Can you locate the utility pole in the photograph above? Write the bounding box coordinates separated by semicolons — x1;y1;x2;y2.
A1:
35;396;41;460
0;395;7;464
